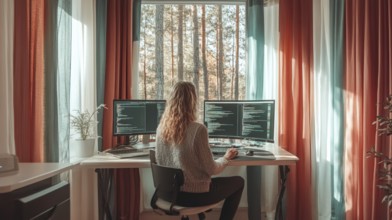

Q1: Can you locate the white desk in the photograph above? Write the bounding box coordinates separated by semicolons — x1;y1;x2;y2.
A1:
72;146;298;220
81;145;298;168
0;163;77;193
0;163;77;219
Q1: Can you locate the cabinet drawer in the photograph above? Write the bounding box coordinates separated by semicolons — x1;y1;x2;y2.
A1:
16;181;70;220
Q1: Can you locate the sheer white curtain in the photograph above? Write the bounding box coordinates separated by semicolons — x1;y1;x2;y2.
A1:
262;3;279;219
312;0;332;219
70;0;97;149
0;0;15;154
68;1;97;218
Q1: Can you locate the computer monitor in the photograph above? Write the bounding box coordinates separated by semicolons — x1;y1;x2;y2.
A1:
113;100;166;136
203;100;275;142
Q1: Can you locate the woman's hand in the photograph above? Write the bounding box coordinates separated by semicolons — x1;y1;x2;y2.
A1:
224;148;238;160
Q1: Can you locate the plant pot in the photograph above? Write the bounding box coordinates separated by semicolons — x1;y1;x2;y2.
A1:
70;138;95;158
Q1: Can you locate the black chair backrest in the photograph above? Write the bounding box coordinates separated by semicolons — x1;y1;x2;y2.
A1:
150;150;184;215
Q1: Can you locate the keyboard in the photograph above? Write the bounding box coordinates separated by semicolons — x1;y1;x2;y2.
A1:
243;146;269;152
210;146;239;156
210;147;230;154
211;146;275;160
106;146;150;158
210;140;241;148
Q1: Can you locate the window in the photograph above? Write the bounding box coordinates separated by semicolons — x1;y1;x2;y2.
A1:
138;3;247;110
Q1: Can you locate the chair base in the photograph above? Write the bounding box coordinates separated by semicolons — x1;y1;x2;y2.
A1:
154;197;218;220
181;212;205;220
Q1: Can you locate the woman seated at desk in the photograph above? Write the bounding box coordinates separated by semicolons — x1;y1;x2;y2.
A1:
155;81;244;220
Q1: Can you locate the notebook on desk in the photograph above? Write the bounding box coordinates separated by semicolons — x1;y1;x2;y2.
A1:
105;146;150;158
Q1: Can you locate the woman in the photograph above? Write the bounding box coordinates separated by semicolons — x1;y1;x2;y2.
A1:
156;81;244;220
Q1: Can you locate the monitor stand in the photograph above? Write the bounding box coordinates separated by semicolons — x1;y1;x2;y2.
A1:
133;142;156;148
133;135;156;149
142;134;150;144
112;135;155;150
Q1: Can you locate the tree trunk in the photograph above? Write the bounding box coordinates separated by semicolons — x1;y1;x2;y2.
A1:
155;5;164;99
235;5;239;100
201;6;209;100
215;6;219;99
231;35;235;99
218;5;224;99
177;5;184;81
170;6;174;85
192;5;200;96
143;16;147;99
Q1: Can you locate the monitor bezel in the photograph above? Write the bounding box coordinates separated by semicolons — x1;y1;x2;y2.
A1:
203;99;275;143
112;99;166;136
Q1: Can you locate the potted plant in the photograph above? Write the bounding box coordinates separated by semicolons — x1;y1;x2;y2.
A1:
70;104;107;157
367;94;392;210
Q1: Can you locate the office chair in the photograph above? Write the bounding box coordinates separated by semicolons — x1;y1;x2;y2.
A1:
149;150;221;220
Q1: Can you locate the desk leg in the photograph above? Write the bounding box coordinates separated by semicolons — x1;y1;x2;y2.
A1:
275;165;289;220
70;165;81;220
96;169;114;220
247;166;262;220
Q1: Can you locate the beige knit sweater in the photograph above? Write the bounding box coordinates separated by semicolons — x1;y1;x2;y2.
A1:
156;121;229;193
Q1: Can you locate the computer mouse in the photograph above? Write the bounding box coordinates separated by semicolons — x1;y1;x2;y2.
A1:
245;150;254;156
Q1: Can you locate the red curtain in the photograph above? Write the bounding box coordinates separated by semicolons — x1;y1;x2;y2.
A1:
344;0;392;219
13;0;45;162
278;0;314;219
102;0;140;219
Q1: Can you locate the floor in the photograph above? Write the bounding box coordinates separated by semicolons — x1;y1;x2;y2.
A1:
140;207;269;220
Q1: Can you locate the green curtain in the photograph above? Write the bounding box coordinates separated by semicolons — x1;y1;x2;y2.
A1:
133;0;141;42
246;1;264;220
96;0;107;151
44;0;59;162
132;0;141;98
246;0;264;100
330;0;345;218
44;0;72;162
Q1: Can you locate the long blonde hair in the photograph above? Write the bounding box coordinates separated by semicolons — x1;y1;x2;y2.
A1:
158;81;198;145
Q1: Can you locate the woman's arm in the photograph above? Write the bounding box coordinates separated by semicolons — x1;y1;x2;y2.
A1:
194;124;229;175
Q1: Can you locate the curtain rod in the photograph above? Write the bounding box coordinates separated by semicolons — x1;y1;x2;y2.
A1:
142;0;246;4
142;0;278;6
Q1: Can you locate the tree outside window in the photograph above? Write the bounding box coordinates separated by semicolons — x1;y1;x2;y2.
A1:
138;3;246;117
